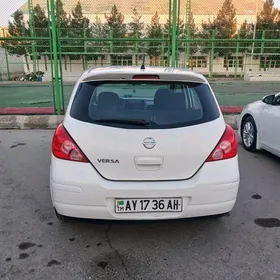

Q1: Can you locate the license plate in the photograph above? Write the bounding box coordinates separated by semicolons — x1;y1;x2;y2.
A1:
115;198;183;213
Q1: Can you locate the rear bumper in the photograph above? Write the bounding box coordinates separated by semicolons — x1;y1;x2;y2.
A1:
50;156;240;220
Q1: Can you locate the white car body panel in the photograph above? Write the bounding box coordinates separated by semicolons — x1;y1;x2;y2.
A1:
238;95;280;157
50;66;240;220
259;104;280;155
50;155;239;220
64;116;226;181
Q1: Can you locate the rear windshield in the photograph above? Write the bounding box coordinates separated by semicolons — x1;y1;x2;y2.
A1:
70;81;220;129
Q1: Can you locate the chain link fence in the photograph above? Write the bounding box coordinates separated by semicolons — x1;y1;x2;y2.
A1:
1;0;280;112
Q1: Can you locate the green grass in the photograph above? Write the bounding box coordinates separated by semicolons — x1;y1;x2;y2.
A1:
0;82;279;107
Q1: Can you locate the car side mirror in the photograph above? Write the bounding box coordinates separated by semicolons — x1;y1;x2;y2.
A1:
262;94;275;105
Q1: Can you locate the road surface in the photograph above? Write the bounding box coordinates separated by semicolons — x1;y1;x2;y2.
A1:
0;130;280;280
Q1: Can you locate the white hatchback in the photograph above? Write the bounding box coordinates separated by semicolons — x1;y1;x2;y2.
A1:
50;66;240;221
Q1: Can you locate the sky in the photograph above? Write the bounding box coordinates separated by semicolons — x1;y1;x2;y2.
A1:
0;0;280;27
0;0;26;26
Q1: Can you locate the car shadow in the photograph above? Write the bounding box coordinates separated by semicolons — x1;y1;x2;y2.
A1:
65;214;226;226
60;213;231;245
239;142;280;166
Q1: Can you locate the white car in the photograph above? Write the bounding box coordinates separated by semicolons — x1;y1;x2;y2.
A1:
50;66;240;221
238;93;280;157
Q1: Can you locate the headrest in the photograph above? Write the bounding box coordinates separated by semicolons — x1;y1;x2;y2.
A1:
170;93;187;110
97;91;121;110
154;89;172;109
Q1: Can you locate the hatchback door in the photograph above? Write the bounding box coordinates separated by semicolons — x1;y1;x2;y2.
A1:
65;79;225;181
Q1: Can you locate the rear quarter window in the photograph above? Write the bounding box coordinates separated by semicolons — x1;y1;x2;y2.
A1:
70;81;220;129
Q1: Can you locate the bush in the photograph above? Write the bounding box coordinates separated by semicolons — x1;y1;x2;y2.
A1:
19;71;45;81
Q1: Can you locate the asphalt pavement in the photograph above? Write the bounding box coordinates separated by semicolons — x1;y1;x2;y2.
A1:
0;130;280;280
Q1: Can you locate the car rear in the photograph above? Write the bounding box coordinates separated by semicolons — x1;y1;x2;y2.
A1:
50;67;240;220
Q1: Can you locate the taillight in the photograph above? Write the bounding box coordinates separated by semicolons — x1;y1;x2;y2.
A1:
52;124;88;162
206;125;237;162
132;75;160;79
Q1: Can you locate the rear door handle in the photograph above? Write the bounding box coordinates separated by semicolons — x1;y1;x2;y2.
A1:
134;156;164;171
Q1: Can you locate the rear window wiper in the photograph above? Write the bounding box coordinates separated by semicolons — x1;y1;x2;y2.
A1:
93;118;151;126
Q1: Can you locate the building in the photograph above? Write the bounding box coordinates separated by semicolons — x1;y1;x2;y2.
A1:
0;27;8;38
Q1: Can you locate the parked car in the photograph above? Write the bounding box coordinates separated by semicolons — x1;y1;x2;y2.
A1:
50;66;240;222
239;93;280;157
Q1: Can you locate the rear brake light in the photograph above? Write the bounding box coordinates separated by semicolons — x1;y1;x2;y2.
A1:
132;75;160;79
52;124;88;162
206;125;237;162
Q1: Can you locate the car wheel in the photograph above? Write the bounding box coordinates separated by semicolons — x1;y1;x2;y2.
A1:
55;209;70;222
241;116;257;152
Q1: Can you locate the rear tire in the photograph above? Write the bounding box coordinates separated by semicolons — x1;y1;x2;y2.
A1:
55;209;70;222
241;116;257;152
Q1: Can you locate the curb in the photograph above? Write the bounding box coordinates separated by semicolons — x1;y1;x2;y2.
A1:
0;114;240;130
0;115;64;129
223;114;239;129
0;106;243;115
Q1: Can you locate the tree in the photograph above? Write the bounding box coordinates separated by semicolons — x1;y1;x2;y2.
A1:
201;0;237;70
184;14;199;67
128;8;145;56
33;4;49;55
89;16;109;65
163;14;185;54
146;11;163;64
56;0;71;62
105;5;127;54
255;0;280;63
7;10;30;71
164;12;197;66
56;0;70;32
69;1;90;61
128;8;144;38
239;19;254;53
257;0;279;29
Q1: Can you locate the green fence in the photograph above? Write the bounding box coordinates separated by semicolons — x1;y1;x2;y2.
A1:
1;0;280;113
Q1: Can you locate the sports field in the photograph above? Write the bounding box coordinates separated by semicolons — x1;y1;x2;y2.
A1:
0;81;280;108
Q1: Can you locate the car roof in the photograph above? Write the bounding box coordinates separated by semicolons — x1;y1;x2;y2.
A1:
79;66;208;84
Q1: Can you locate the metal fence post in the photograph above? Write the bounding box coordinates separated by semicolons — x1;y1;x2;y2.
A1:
56;0;65;113
176;0;180;67
168;0;171;66
260;30;265;71
4;42;11;81
234;30;240;79
28;0;37;72
209;30;215;79
135;30;139;53
161;32;165;65
47;0;56;114
84;26;88;70
185;0;191;67
109;29;113;54
50;0;61;115
135;30;139;65
171;0;177;67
